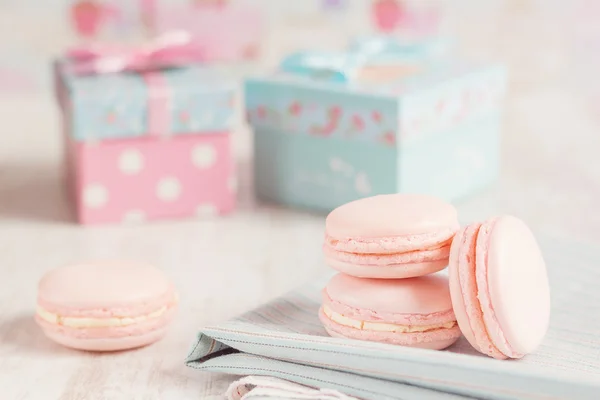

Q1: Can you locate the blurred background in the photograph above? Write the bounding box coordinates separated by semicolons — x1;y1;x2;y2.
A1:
0;0;599;237
0;2;599;396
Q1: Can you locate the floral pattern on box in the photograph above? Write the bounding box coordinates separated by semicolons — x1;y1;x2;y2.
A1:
58;64;235;142
246;63;506;146
246;99;397;147
395;68;507;139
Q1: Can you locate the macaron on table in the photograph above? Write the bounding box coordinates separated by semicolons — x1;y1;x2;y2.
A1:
319;193;551;358
31;193;551;362
35;261;178;351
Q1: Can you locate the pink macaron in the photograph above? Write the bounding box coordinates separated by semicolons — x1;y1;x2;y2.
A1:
35;261;178;352
319;273;461;349
448;216;551;360
324;194;460;278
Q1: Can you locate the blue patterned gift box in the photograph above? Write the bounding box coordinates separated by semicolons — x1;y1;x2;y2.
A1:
55;60;236;142
245;41;507;211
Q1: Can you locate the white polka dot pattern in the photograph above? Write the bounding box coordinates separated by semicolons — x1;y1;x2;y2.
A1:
192;144;217;169
118;149;144;175
156;177;182;202
83;184;108;208
74;134;234;224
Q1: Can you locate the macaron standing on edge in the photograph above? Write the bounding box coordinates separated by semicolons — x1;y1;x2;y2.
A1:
320;273;461;350
324;194;460;278
36;261;178;352
448;215;551;360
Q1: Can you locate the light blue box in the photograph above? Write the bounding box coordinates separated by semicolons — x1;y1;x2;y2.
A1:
54;60;236;142
245;57;506;212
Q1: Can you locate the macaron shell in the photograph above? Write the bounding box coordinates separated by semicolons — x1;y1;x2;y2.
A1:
448;225;478;350
325;257;448;279
326;273;454;316
41;326;169;352
319;308;461;350
482;216;550;356
325;194;459;239
38;261;173;309
449;223;507;359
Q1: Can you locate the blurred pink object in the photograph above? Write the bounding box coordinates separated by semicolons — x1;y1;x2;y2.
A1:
145;1;263;61
372;0;441;37
64;133;235;225
66;30;206;75
70;0;122;38
372;0;405;33
71;1;102;37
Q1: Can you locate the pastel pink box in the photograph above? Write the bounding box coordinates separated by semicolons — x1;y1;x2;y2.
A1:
65;134;235;225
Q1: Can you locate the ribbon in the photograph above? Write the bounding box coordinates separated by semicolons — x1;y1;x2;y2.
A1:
65;31;206;137
65;30;205;75
280;51;364;83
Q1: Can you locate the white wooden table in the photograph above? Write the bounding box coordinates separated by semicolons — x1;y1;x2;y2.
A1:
1;4;600;399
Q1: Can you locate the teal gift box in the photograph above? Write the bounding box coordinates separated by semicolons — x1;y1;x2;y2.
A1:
245;39;507;211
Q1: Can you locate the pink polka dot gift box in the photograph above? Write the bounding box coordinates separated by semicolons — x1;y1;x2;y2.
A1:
54;32;237;225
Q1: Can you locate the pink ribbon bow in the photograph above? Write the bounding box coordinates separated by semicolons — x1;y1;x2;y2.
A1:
66;30;206;75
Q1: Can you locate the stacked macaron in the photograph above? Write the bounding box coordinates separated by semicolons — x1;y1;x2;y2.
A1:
320;194;463;350
319;194;551;359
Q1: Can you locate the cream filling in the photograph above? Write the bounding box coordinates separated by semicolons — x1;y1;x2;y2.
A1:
323;306;456;333
36;305;169;328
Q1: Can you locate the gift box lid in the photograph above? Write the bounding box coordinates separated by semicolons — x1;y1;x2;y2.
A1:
245;40;506;146
55;60;236;142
